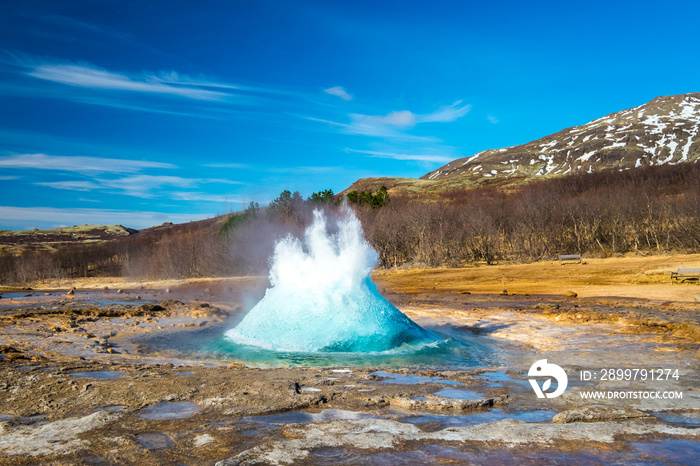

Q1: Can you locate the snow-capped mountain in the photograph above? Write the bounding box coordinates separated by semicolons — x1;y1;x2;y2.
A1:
422;93;700;182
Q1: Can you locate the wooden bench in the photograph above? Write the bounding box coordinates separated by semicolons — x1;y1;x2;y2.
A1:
558;254;582;265
670;268;700;283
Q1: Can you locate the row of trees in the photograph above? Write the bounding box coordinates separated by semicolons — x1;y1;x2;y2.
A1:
0;190;335;285
358;164;700;267
1;164;699;285
346;186;389;208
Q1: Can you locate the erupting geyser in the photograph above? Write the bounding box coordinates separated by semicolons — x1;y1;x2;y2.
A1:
225;207;431;352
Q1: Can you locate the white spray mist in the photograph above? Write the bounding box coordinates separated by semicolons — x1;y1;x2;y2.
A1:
225;206;428;352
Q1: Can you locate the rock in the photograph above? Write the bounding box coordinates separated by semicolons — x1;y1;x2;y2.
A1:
116;289;124;294
565;291;578;298
0;346;21;354
460;291;471;294
0;411;119;456
66;287;76;296
553;407;650;423
160;299;183;308
390;395;506;411
103;286;109;290
695;295;700;303
193;433;214;447
165;288;172;294
137;304;165;313
215;416;698;465
500;289;508;296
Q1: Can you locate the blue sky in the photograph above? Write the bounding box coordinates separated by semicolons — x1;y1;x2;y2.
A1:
1;0;698;230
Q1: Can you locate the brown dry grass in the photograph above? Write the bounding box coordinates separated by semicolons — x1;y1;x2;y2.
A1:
372;253;700;303
15;253;700;304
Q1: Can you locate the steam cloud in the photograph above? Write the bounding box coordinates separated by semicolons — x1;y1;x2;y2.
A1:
225;206;429;352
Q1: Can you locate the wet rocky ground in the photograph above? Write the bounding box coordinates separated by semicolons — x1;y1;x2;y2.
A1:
0;283;699;464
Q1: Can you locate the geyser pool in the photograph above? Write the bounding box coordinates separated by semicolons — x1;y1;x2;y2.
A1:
138;207;499;367
224;207;432;353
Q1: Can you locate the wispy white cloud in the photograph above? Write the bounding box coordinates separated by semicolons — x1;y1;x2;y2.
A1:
0;175;19;180
202;178;245;185
0;205;211;230
27;63;229;101
0;153;175;174
37;174;243;198
417;101;472;123
0;55;318;120
11;55;298;108
97;175;202;198
487;114;499;124
73;97;225;120
150;71;300;98
341;101;470;139
346;148;454;163
149;70;242;90
349;110;416;131
35;180;101;191
323;86;352;101
202;163;340;174
303;116;349;128
305;114;439;142
35;175;195;197
169;192;242;203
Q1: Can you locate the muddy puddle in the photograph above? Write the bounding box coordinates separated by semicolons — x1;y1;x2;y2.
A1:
137;402;202;420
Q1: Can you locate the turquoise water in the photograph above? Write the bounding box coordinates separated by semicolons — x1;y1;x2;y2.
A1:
141;209;501;368
200;326;500;368
225;277;432;353
224;210;433;353
208;209;500;368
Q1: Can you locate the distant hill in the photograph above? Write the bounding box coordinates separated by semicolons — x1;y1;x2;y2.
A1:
423;92;700;183
343;93;700;196
0;224;138;253
0;217;224;254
